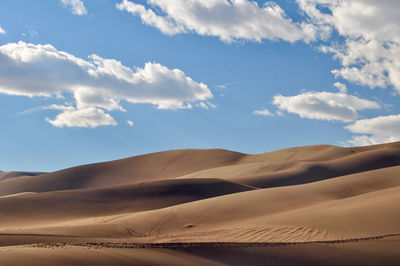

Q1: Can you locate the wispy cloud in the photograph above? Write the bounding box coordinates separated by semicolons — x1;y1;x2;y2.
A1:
15;104;71;116
60;0;87;16
253;109;274;117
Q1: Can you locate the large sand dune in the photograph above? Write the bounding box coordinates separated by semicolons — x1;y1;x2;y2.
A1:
0;142;399;265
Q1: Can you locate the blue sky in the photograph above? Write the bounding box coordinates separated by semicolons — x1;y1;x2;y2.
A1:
0;0;399;171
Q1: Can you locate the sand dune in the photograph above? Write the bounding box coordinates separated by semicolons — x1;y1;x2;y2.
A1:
0;142;399;265
0;149;244;196
0;178;253;227
179;146;400;188
0;171;44;181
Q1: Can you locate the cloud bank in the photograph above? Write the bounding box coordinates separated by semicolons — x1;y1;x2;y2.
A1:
0;41;213;128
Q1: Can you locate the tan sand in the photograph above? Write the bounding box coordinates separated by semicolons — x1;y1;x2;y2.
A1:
0;142;399;265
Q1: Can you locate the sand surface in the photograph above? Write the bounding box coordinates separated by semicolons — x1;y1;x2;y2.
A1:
1;142;399;265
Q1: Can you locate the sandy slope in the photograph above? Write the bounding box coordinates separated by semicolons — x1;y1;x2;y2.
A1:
0;142;399;265
0;149;244;196
0;178;253;227
0;171;44;181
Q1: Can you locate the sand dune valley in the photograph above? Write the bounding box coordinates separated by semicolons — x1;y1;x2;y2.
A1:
0;142;400;265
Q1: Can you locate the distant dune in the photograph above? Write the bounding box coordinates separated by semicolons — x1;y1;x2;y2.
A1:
0;142;399;265
0;171;45;181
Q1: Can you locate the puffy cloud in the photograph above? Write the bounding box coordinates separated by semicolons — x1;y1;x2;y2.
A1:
273;90;379;122
0;41;213;127
253;109;274;116
297;0;400;43
298;0;400;92
60;0;87;15
345;115;400;146
321;39;400;91
46;107;117;128
117;0;315;42
0;26;5;34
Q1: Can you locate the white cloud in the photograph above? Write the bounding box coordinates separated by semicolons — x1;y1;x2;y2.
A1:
333;82;347;93
117;0;400;93
345;115;400;146
0;26;5;34
321;39;400;92
116;1;185;35
298;0;400;93
127;120;134;126
116;0;400;92
74;87;125;111
117;0;316;43
298;0;400;43
61;0;87;16
273;90;380;122
253;109;274;117
46;107;117;128
0;41;213;128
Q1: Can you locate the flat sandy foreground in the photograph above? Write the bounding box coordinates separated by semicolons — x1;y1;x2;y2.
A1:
1;142;400;265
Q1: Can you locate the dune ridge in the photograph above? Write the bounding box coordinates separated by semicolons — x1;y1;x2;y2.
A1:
0;142;399;265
